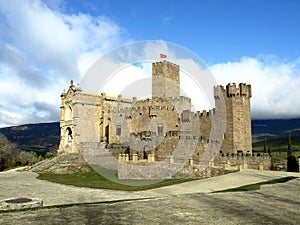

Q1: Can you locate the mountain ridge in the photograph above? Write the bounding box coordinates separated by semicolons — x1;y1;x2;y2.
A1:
0;122;59;156
0;118;300;155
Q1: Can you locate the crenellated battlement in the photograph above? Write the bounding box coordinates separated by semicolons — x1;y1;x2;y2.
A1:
198;109;215;118
99;93;136;103
214;83;251;98
226;83;252;98
152;60;180;72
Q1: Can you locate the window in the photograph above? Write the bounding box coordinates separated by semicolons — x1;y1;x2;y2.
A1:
67;127;72;142
158;125;163;136
116;125;121;136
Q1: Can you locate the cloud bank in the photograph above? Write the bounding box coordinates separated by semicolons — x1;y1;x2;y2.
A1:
0;0;299;128
211;56;300;119
0;0;127;127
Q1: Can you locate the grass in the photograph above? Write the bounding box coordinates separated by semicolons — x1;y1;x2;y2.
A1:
252;136;300;171
38;167;198;191
252;136;300;152
214;176;297;193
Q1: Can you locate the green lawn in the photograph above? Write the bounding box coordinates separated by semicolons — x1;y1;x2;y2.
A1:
252;136;300;152
214;176;297;193
38;167;198;191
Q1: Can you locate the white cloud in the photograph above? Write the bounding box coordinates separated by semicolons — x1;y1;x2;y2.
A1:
0;0;127;127
105;42;300;120
210;56;300;119
0;0;299;127
79;41;216;113
101;63;152;98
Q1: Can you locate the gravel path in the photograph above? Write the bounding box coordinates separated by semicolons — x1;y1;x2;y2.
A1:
1;169;299;206
0;169;299;224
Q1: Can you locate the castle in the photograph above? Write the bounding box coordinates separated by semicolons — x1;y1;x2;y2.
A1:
59;60;270;177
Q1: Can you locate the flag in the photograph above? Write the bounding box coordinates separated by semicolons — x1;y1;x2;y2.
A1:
160;54;167;58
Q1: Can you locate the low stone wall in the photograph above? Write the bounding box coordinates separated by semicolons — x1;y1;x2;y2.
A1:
117;153;272;179
214;153;272;170
172;164;236;178
118;161;184;179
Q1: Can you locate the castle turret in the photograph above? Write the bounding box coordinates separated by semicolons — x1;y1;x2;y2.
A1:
214;83;252;154
152;61;180;98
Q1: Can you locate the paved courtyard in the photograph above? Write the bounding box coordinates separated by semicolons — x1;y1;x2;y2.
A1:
0;169;299;224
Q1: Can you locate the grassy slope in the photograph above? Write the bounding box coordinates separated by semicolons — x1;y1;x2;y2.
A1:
38;168;198;191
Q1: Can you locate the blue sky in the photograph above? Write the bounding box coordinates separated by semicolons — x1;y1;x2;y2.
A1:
0;0;300;127
60;0;300;64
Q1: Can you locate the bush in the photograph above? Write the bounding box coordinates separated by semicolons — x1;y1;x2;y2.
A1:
45;152;56;159
17;151;38;166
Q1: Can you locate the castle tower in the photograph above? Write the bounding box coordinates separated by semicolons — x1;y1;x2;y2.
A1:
59;80;103;154
152;61;180;98
214;83;252;154
59;80;77;153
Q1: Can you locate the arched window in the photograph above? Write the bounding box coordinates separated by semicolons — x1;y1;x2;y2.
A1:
66;127;72;142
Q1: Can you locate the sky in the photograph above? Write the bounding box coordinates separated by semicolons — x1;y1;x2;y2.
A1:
0;0;300;127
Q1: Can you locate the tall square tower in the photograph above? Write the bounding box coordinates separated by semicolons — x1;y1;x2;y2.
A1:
152;61;180;98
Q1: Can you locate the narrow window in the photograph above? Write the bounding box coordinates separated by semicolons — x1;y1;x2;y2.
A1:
158;125;163;136
116;125;121;136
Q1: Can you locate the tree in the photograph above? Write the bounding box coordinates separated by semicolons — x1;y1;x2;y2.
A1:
17;151;38;166
38;155;44;161
45;152;56;159
0;133;17;171
0;134;40;170
287;133;292;157
287;133;299;172
263;136;268;153
267;146;274;170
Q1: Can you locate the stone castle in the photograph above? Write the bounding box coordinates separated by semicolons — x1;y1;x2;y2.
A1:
59;60;270;177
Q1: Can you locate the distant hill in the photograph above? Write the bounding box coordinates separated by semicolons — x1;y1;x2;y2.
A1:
252;118;300;142
0;118;300;155
0;122;60;156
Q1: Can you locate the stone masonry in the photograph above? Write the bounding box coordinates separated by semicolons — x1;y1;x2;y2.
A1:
58;60;270;175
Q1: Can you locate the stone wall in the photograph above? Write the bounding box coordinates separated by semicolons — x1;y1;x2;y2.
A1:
214;153;271;170
59;61;254;175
